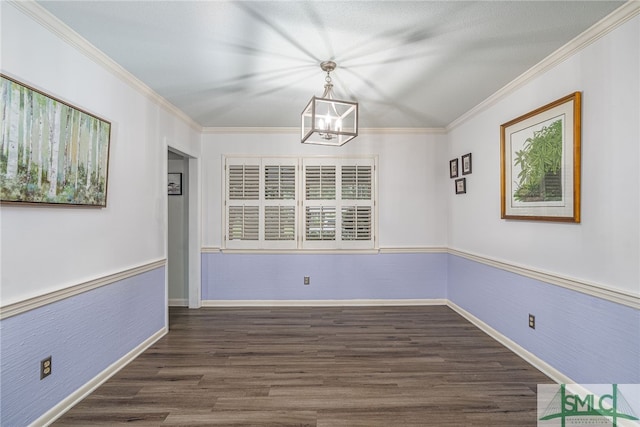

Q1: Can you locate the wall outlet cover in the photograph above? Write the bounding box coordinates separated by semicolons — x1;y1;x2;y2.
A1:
40;356;52;379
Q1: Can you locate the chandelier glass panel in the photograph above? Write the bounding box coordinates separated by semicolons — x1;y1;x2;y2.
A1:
301;61;358;146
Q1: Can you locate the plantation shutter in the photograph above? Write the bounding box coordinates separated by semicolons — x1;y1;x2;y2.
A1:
341;165;373;242
226;161;260;248
303;161;336;248
305;165;336;200
228;206;259;240
225;156;375;250
263;161;297;248
225;157;298;249
302;158;374;249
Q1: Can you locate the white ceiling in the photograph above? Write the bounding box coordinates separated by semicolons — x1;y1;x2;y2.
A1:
37;1;624;129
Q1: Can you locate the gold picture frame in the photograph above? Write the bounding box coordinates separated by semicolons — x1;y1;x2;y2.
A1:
500;92;581;222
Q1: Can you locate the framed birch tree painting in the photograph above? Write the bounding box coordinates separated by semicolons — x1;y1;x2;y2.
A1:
500;92;581;222
0;75;111;207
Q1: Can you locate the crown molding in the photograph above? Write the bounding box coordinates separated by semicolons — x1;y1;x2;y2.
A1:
8;0;203;133
201;126;446;135
201;127;298;134
447;0;640;131
360;127;446;135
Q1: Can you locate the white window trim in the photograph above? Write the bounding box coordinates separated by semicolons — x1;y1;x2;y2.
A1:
222;155;378;252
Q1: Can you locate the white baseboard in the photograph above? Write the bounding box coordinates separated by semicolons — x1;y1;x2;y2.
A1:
30;327;167;427
202;299;447;307
168;298;188;307
446;301;572;385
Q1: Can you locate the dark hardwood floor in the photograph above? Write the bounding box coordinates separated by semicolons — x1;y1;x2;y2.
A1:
53;306;553;426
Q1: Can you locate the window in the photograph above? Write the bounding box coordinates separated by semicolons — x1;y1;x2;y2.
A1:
302;158;374;250
224;156;376;250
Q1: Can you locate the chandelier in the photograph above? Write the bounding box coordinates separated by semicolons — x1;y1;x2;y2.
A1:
301;61;358;146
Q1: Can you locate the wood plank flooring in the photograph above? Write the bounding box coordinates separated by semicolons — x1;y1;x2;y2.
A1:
53;306;553;426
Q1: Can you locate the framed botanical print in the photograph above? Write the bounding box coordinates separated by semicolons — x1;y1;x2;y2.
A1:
500;92;581;222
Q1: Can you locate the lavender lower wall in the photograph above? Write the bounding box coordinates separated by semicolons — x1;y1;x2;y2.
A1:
202;252;448;301
447;254;640;384
202;251;638;384
4;251;635;426
0;267;166;426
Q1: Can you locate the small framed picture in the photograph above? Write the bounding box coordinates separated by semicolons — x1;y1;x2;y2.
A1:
455;178;466;194
449;158;459;178
461;153;472;175
168;173;182;196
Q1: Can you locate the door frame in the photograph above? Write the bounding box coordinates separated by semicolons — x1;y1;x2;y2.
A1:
166;144;201;312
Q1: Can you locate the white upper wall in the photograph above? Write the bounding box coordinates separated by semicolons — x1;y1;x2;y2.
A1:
447;14;639;295
201;131;448;249
2;1;637;305
0;3;201;305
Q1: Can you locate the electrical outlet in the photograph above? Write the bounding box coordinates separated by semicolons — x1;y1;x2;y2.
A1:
40;356;52;380
528;314;536;330
304;276;310;285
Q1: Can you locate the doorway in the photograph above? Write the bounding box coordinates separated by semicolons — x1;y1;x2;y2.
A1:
168;150;189;306
166;146;200;313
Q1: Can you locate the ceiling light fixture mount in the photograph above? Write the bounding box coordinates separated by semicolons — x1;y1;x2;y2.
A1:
301;61;358;146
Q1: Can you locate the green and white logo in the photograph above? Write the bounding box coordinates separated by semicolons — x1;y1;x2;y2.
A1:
538;384;640;427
